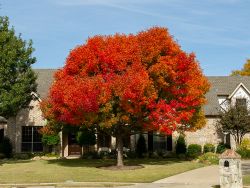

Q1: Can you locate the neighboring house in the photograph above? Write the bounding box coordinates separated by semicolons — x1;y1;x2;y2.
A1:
1;69;250;156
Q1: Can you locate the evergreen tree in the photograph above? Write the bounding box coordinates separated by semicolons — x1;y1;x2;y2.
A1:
0;16;37;118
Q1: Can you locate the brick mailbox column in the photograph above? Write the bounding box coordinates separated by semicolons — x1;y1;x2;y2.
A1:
219;149;242;188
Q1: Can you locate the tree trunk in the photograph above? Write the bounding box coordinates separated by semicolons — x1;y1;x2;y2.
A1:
116;134;124;167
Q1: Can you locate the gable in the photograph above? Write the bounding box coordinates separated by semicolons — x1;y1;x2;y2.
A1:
228;83;250;99
204;76;250;116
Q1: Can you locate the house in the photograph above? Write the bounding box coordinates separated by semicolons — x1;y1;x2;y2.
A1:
1;69;250;156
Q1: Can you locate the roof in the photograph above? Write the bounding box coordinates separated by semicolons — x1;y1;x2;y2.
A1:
34;69;57;99
220;149;241;159
34;70;250;116
204;76;250;116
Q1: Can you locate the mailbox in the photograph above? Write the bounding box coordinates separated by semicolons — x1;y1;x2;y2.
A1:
219;149;242;188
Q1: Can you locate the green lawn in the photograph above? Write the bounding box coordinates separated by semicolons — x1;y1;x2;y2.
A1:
244;174;250;186
0;158;205;183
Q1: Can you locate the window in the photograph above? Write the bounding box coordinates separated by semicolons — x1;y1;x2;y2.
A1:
236;98;247;108
21;126;43;152
153;134;167;150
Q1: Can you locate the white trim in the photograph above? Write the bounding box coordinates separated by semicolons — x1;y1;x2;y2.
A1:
228;83;250;99
31;92;42;102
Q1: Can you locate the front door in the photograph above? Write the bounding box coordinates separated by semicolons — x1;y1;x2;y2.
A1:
68;133;81;155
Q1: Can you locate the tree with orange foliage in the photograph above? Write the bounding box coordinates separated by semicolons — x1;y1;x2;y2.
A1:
231;59;250;76
41;27;210;167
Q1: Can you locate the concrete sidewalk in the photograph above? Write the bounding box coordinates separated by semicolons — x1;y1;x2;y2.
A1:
153;165;220;188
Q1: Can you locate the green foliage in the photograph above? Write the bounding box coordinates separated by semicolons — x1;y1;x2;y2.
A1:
0;136;13;158
236;138;250;158
81;151;100;159
175;135;187;155
0;16;37;118
236;147;250;159
187;144;202;158
203;143;215;153
76;128;96;147
217;104;250;146
42;134;60;146
240;138;250;150
13;153;32;160
198;152;219;164
216;143;230;154
136;134;147;158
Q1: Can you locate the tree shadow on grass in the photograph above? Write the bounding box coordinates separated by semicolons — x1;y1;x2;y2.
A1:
0;159;32;166
46;158;186;168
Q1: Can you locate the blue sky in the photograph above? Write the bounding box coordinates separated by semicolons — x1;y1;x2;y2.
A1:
0;0;249;76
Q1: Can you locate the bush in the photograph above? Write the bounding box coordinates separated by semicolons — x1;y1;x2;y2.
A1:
42;134;60;154
203;143;215;153
81;151;100;159
126;151;137;159
136;134;147;158
42;134;60;146
198;152;219;164
236;147;250;159
0;136;12;158
216;143;230;154
187;144;202;158
13;153;32;160
175;135;187;155
240;138;250;150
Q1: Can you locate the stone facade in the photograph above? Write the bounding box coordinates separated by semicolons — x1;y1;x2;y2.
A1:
185;118;221;146
5;96;46;153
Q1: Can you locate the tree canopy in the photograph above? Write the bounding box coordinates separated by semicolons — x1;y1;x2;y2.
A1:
217;103;250;147
41;27;210;166
231;59;250;76
0;16;37;118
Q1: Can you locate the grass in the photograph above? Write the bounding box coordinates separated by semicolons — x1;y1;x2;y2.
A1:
0;158;205;183
244;174;250;186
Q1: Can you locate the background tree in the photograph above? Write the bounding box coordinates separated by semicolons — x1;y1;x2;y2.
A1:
41;27;209;167
0;16;37;118
217;103;250;147
77;127;96;154
231;59;250;76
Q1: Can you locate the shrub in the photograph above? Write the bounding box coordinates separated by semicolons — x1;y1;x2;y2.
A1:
81;151;99;159
42;134;60;146
187;144;202;158
216;143;230;154
240;138;250;150
203;143;215;153
175;135;187;155
0;136;12;158
198;152;219;164
13;153;32;160
42;134;60;154
126;151;137;159
136;134;147;158
236;147;250;159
